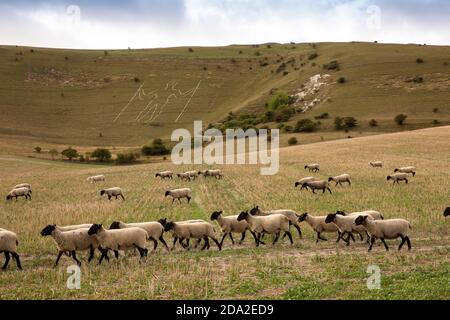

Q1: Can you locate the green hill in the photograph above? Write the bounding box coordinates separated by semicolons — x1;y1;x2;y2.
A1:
1;42;449;153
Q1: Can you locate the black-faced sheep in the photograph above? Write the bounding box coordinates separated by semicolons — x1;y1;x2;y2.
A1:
155;171;173;180
109;221;169;251
87;175;106;183
100;187;125;200
369;161;383;168
295;177;316;188
163;221;222;251
297;213;344;243
300;180;332;194
444;207;450;218
304;164;320;172
210;211;259;246
6;187;32;201
165;188;192;204
325;213;370;245
387;173;409;184
249;206;302;238
328;174;351;187
0;228;22;270
394;166;416;177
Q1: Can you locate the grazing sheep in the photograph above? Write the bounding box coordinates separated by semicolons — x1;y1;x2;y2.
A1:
200;169;223;179
87;175;106;183
237;211;293;246
155;171;173;180
0;228;22;270
387;173;409;184
328;174;351;187
325;213;370;245
210;211;259;246
41;224;107;266
100;187;125;200
300;180;332;194
165;188;192;204
394;166;416;177
295;177;316;188
444;207;450;218
6;187;32;201
355;215;412;251
88;224;148;262
14;183;31;190
109;221;169;251
304;164;320;172
177;172;192;181
249;206;302;238
369;161;383;168
163;221;222;251
297;213;343;243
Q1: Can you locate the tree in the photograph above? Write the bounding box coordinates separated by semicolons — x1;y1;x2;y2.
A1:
343;117;358;129
49;149;59;160
288;137;298;145
394;114;408;125
334;117;344;130
369;119;378;127
294;119;317;133
116;153;139;165
141;139;170;157
34;146;42;153
91;148;112;162
61;147;78;161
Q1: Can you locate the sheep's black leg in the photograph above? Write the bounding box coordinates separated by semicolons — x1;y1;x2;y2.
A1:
398;236;406;250
108;195;112;200
256;233;261;247
380;238;389;251
12;253;22;270
312;189;317;194
114;250;119;259
294;225;302;238
336;231;342;243
368;237;376;252
187;196;191;204
412;172;416;177
239;232;246;244
211;237;222;251
348;180;351;186
322;188;326;194
98;249;109;264
272;232;280;245
405;179;408;184
358;233;364;241
120;194;125;200
220;234;227;247
172;198;175;204
150;237;158;251
54;251;64;267
172;237;178;250
159;236;169;251
178;198;182;205
349;233;356;242
327;188;332;194
71;251;81;266
250;231;259;246
2;252;10;270
285;231;293;245
228;233;235;245
201;237;209;250
87;246;95;263
317;232;327;242
405;236;412;250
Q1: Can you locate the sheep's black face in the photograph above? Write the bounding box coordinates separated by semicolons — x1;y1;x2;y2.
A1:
155;174;159;177
158;218;168;227
328;177;333;182
325;213;337;224
249;206;259;215
298;213;308;222
354;216;367;226
164;222;175;232
237;211;249;221
6;195;11;200
109;221;120;230
394;169;399;173
100;190;105;196
165;191;170;197
335;210;346;216
300;183;308;189
304;166;307;169
41;224;56;236
210;211;223;220
386;176;391;181
444;207;450;217
88;224;102;236
295;182;299;188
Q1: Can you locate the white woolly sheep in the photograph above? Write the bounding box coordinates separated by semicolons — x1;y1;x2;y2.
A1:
155;171;173;180
185;171;199;180
304;164;320;172
300;180;332;194
6;187;32;201
336;210;384;221
201;169;223;179
369;161;383;168
14;183;31;190
328;174;351;187
41;224;107;266
394;166;416;177
163;221;222;251
177;172;191;181
295;177;316;188
444;207;450;218
158;218;207;248
325;213;371;245
88;224;148;262
100;187;125;200
355;215;412;251
165;188;192;204
0;228;22;270
237;211;293;246
87;175;106;183
109;221;169;251
249;206;303;238
387;173;409;184
297;213;344;243
210;211;259;246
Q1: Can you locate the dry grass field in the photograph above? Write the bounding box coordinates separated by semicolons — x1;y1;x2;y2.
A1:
1;126;449;300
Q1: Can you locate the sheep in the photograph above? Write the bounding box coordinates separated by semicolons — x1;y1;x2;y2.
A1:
109;221;169;251
304;163;320;172
300;180;332;194
249;206;302;238
100;187;125;200
297;213;344;243
355;215;412;251
201;169;223;179
40;224;108;266
58;224;94;232
444;207;450;218
87;175;106;183
6;187;32;201
369;161;383;168
165;188;192;204
237;211;293;246
210;211;259;246
328;174;351;187
394;166;416;177
0;229;22;270
158;218;207;248
185;171;199;180
88;224;148;261
387;173;409;184
325;212;371;245
14;183;31;190
155;171;173;180
294;177;316;188
177;172;192;181
163;221;222;251
336;210;384;221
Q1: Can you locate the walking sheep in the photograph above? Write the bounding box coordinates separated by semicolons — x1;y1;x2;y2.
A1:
163;221;222;251
304;164;320;172
295;177;316;188
297;213;344;243
369;161;383;168
177;173;192;181
210;211;259;246
300;180;332;194
249;206;303;238
355;215;412;251
6;187;32;201
87;175;106;183
100;187;125;200
394;166;416;177
328;174;351;187
165;188;192;204
0;228;22;270
387;173;409;184
444;207;450;217
199;169;223;179
109;221;169;251
325;213;370;245
155;171;173;180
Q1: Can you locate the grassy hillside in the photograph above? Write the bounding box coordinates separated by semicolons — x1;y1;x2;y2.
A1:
0;126;449;299
1;42;449;154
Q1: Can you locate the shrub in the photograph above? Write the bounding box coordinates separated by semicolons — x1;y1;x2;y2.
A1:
315;113;329;120
394;114;408;125
61;147;78;161
141;139;170;157
268;92;295;111
433;120;440;125
34;146;42;153
134;77;141;83
416;58;424;63
337;77;346;84
334;117;344;130
188;48;194;52
79;155;85;162
433;108;439;113
283;71;289;76
294;119;317;133
276;63;287;74
308;53;318;60
91;148;112;162
254;51;261;56
116;153;138;165
49;149;59;160
283;125;293;133
288;137;298;146
323;60;340;70
64;56;69;61
369;119;378;127
335;117;358;130
104;50;108;56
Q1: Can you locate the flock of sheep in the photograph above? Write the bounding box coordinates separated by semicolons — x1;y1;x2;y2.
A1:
1;163;448;271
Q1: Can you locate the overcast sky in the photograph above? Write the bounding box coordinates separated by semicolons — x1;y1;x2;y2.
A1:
1;0;449;49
